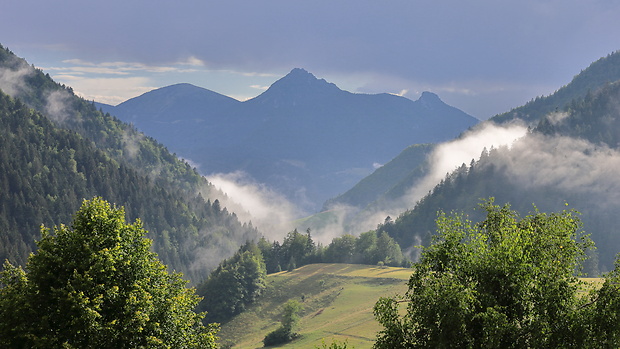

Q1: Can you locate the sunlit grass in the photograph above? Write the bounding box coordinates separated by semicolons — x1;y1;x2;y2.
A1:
218;263;411;348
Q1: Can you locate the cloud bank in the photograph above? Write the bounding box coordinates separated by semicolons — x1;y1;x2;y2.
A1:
303;122;529;243
207;171;301;241
404;122;529;204
500;134;620;208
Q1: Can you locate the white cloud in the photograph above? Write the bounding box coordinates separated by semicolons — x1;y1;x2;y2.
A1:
500;134;620;207
42;57;208;78
250;84;269;90
183;56;206;66
0;65;34;97
404;122;528;203
44;89;72;123
207;171;301;240
390;89;408;97
53;75;155;105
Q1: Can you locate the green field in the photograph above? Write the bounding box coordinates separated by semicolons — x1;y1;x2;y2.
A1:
218;263;412;348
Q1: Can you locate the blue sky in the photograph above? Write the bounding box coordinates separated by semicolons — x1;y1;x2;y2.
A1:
2;0;620;119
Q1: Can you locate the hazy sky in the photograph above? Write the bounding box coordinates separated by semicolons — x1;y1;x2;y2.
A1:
2;0;620;119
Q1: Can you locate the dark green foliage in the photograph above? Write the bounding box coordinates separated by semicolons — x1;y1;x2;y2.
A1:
258;229;318;274
263;326;297;347
0;198;218;348
537;81;620;148
375;139;614;273
282;229;317;267
263;300;303;347
324;234;357;263
257;229;406;274
196;241;267;324
0;45;203;191
322;231;405;267
374;200;620;348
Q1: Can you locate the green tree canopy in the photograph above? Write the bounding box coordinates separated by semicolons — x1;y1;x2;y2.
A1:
324;234;357;263
197;241;267;324
263;299;303;347
374;199;620;348
0;197;218;348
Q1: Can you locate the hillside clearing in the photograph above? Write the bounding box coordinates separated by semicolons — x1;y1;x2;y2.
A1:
218;263;411;348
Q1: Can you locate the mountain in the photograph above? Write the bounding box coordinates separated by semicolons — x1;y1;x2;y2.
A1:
323;143;435;211
493;51;620;124
99;83;240;154
296;50;620;237
373;53;620;274
100;69;478;212
0;44;260;283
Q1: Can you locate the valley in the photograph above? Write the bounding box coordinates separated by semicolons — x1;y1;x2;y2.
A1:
3;40;620;347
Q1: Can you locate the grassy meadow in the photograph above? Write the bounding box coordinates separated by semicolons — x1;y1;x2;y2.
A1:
217;263;412;348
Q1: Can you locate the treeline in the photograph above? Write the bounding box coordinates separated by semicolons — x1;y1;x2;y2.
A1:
538;80;620;149
258;228;407;274
493;50;620;124
196;229;407;324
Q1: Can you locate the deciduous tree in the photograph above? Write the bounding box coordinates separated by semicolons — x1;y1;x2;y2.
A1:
374;199;620;348
0;197;218;348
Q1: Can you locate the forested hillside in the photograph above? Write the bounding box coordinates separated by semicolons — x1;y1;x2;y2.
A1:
378;80;620;273
493;51;620;124
0;45;260;282
0;45;206;192
321;51;620;225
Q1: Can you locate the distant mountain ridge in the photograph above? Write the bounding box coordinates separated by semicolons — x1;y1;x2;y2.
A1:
101;68;478;212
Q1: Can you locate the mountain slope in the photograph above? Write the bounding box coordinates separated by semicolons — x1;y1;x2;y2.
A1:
101;83;241;154
101;69;478;212
218;263;411;348
324;143;435;210
378;79;620;273
493;50;620;124
321;51;620;246
0;44;260;282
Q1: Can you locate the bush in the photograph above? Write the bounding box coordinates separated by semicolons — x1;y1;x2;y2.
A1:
263;326;298;347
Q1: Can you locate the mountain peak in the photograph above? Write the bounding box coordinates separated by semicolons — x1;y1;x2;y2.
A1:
416;91;446;110
247;68;343;107
288;67;313;78
418;91;441;102
275;68;340;91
